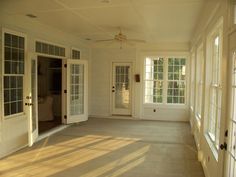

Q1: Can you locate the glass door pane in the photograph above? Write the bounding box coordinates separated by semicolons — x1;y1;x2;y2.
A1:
66;59;88;124
115;66;130;109
69;64;84;116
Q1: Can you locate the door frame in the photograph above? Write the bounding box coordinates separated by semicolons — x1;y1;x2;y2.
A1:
110;61;133;116
223;49;236;177
36;55;65;125
27;53;38;146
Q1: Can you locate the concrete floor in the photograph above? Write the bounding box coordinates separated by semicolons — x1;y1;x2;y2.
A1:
0;118;205;177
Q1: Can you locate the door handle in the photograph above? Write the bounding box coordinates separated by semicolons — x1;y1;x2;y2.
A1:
25;103;33;106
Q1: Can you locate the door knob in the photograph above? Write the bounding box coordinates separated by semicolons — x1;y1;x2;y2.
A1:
220;143;227;150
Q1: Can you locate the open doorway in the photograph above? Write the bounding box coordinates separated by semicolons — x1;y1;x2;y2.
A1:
37;56;62;134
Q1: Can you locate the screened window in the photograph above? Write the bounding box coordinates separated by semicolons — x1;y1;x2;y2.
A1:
167;58;186;104
144;57;164;103
3;32;25;116
207;35;222;149
144;57;186;104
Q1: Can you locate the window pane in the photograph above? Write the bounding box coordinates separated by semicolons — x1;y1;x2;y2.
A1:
19;37;24;49
4;103;10;116
144;57;164;103
12;35;18;48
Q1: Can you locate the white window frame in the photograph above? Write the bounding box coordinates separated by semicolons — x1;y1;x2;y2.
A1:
144;57;164;104
195;44;204;123
205;18;223;155
71;47;81;60
190;53;196;111
34;39;67;59
143;56;187;106
1;28;27;119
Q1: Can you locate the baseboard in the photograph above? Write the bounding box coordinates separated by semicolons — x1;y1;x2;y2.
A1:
89;115;136;120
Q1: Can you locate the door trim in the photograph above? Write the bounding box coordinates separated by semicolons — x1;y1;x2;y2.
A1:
110;61;133;116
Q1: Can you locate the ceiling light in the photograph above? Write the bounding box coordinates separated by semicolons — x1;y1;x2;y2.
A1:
26;14;37;18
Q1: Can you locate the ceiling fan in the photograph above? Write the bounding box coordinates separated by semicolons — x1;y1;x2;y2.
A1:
95;28;146;49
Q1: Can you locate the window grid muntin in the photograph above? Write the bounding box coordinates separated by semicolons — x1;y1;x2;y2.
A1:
70;64;84;116
207;33;222;149
167;58;186;104
72;49;81;60
196;47;204;119
190;54;195;108
115;66;130;108
144;58;164;103
3;32;25;117
35;41;65;57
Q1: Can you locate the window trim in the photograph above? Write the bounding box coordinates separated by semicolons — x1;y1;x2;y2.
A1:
1;28;27;119
34;39;67;59
143;55;188;106
205;17;223;155
195;43;204;123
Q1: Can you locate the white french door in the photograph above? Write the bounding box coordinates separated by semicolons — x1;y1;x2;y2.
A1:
112;63;132;115
66;59;88;124
26;53;38;146
225;51;236;177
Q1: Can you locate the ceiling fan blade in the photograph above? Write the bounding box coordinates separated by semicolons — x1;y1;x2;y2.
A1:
95;39;115;42
127;39;146;43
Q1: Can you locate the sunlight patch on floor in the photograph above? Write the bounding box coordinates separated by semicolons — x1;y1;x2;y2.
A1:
0;135;141;177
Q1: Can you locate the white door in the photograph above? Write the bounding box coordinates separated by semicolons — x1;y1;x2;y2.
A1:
66;59;88;124
26;53;38;146
225;51;236;177
112;63;132;115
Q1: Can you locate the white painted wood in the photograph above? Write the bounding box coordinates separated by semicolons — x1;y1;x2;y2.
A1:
111;62;132;115
27;53;38;146
66;59;88;124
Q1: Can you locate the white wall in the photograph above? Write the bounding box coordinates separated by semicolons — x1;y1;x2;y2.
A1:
189;0;232;177
90;48;137;117
89;44;190;121
0;13;90;158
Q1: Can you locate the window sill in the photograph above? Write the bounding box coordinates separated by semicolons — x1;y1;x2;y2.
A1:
4;113;26;120
204;133;219;161
143;103;187;109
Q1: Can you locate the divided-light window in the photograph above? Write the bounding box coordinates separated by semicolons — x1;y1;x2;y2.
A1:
167;58;186;104
195;46;204;120
207;34;222;149
3;32;25;117
144;58;164;103
144;57;186;104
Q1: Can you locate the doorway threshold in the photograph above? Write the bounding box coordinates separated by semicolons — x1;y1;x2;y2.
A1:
36;124;71;142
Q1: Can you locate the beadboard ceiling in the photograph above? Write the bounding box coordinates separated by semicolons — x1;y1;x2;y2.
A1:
0;0;216;44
